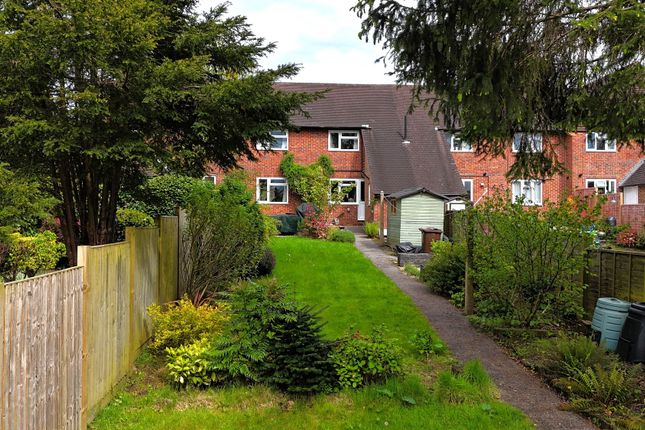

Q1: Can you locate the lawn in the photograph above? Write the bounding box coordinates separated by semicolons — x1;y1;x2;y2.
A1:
90;237;533;430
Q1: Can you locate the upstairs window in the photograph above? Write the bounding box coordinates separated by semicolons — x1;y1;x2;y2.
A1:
586;179;616;194
449;134;473;152
256;178;288;204
257;130;288;150
329;131;359;151
511;179;543;205
512;133;543;152
586;132;616;152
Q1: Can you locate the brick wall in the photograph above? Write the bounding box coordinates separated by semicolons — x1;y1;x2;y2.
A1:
207;128;367;225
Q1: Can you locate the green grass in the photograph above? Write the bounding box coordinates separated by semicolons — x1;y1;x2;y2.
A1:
90;237;534;430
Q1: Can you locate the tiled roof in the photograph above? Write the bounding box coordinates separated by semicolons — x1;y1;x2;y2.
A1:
620;159;645;187
387;187;448;201
275;83;465;197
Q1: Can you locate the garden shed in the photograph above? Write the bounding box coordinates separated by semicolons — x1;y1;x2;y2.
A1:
386;187;447;247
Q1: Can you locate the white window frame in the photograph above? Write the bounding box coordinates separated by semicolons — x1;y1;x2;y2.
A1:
202;175;216;185
330;179;360;205
585;179;616;194
511;179;543;206
256;130;288;151
586;132;616;152
512;133;543;153
450;134;473;152
328;130;360;152
256;177;289;204
462;179;473;201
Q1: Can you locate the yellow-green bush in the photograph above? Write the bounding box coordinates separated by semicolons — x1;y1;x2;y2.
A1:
166;338;219;387
364;221;379;238
147;296;229;354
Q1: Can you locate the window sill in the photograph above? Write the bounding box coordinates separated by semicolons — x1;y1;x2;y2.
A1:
257;201;289;205
585;149;617;153
328;148;360;152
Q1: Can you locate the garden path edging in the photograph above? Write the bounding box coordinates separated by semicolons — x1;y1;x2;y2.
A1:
352;232;597;430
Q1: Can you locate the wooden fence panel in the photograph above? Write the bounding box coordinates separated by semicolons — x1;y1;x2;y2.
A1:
583;249;645;316
0;268;83;430
159;216;179;305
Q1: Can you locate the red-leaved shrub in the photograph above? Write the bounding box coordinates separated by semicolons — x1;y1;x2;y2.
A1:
616;229;638;248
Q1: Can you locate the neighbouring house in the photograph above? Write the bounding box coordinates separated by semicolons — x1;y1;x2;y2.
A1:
386;187;447;247
449;130;643;207
207;83;465;229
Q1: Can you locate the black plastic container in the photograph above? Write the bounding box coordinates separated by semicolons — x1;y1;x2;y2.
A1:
617;302;645;363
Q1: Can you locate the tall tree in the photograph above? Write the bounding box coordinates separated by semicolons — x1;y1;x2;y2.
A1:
0;0;314;264
354;1;644;178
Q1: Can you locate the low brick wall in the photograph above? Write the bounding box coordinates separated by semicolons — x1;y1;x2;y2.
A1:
397;252;431;268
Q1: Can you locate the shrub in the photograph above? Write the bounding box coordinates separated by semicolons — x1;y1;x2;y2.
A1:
262;305;336;394
364;222;379;238
116;208;154;227
166;339;219;388
330;328;402;389
410;330;447;357
181;174;267;296
329;229;355;243
120;174;207;218
1;231;65;281
300;206;331;239
147;296;229;354
616;229;638;248
250;248;276;278
420;241;465;297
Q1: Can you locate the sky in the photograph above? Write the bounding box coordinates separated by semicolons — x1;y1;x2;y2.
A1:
197;1;396;84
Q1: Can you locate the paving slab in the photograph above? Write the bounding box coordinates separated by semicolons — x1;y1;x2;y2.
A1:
352;233;597;430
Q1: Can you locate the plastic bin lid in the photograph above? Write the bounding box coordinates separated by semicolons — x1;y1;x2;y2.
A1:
419;227;442;233
596;297;631;313
629;302;645;312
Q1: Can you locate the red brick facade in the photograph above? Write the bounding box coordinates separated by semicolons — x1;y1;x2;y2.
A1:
452;133;643;205
207;128;370;226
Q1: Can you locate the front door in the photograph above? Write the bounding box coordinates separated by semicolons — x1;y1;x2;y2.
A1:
357;180;366;221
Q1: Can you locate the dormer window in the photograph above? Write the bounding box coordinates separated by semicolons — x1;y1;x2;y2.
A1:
257;130;288;150
329;131;359;151
512;133;543;152
586;132;616;152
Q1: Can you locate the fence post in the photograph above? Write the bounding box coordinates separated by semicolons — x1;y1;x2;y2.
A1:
0;281;4;430
76;246;89;430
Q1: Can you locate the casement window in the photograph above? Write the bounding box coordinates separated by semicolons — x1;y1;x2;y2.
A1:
256;178;288;204
512;133;543;152
202;175;216;185
586;132;616;152
257;130;288;150
330;179;358;204
462;179;473;201
449;134;473;152
511;179;543;205
329;130;359;151
586;179;616;194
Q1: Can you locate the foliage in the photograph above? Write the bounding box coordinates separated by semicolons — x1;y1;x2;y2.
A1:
147;296;229;355
120;175;207;218
433;360;497;404
403;263;420;278
181;174;267;297
330;328;402;389
166;339;219;388
208;280;296;382
420;241;465;298
250;248;276;278
1;231;65;282
0;164;57;239
410;330;447;357
473;194;598;326
616;229;639;248
262;305;336;395
116;208;154;228
279;153;336;210
299;206;331;239
364;221;379;238
0;1;316;263
353;1;645;179
328;229;355;243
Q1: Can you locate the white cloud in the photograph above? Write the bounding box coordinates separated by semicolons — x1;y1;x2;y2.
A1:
197;0;395;83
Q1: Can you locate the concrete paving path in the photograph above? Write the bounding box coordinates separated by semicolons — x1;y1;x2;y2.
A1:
352;232;597;430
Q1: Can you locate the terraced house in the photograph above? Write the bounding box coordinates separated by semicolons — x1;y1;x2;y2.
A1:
209;83;644;227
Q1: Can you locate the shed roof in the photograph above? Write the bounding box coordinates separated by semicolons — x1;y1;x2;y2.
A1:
620;159;645;188
275;83;465;197
387;187;448;201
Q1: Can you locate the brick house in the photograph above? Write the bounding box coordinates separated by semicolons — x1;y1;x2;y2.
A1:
207;83;465;226
449;131;644;207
